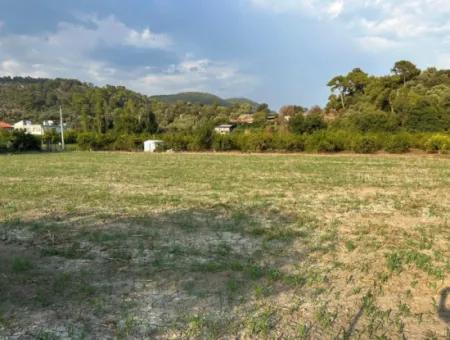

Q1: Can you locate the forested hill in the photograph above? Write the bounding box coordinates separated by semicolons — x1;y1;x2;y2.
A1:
326;61;450;132
150;92;259;108
2;60;450;135
0;77;156;133
0;77;262;133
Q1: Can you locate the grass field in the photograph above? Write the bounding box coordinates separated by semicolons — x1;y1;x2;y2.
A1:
0;152;449;339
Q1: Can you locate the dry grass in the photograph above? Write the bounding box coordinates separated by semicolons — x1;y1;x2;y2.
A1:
0;152;449;339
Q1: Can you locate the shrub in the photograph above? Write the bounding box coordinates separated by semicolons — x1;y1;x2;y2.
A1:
272;133;304;151
9;130;41;152
334;106;399;132
235;131;275;152
0;131;9;152
112;134;141;151
289;114;327;134
77;132;115;151
162;133;193;151
304;131;346;152
351;135;381;154
212;134;236;151
384;134;411;153
425;134;450;153
64;129;78;144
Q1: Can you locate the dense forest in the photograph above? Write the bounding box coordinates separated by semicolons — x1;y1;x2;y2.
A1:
0;77;261;134
0;60;449;153
327;60;450;132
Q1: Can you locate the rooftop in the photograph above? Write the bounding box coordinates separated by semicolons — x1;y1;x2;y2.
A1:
0;121;13;129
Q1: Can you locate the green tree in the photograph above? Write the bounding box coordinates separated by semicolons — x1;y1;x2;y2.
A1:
391;60;421;86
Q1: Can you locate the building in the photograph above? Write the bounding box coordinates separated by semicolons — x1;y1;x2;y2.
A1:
230;114;254;124
0;120;13;130
43;120;66;134
144;140;164;153
214;124;235;135
13;120;44;136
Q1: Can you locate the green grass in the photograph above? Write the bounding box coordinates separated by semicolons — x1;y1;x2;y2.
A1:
0;152;449;338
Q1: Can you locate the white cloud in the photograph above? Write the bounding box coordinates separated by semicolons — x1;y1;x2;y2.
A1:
248;0;345;18
0;15;255;97
327;0;344;18
134;58;257;96
249;0;450;56
356;36;399;52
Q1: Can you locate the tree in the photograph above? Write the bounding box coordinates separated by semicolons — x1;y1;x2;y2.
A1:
136;106;158;133
327;75;348;109
391;60;421;86
346;68;369;95
289;113;326;134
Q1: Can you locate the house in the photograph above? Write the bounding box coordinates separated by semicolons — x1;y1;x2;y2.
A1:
43;120;66;134
214;124;235;135
0;120;13;130
267;114;278;121
230;114;254;124
144;140;164;153
14;120;44;136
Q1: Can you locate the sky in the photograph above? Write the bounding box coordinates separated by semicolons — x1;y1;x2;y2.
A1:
1;0;450;109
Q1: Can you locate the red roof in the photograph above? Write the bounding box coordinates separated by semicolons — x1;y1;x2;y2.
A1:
0;121;13;129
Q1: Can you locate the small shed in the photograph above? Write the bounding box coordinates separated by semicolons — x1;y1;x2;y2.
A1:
144;140;164;153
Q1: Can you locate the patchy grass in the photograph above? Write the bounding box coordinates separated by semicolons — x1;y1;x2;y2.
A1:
0;152;449;338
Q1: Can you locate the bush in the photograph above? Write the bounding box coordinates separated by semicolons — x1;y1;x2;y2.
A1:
64;129;78;144
212;134;236;151
332;104;400;132
272;133;304;151
289;114;327;134
162;133;193;151
112;134;141;151
384;134;411;153
304;131;346;152
77;132;115;151
9;130;41;152
0;131;9;152
235;131;275;152
424;134;450;153
351;135;381;154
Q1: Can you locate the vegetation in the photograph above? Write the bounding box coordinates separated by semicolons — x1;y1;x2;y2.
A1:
327;61;450;132
1;60;450;153
0;152;448;338
0;130;41;152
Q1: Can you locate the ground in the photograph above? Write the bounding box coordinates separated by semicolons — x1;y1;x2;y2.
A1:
0;152;449;339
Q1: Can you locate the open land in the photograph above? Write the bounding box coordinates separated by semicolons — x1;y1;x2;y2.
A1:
0;152;449;339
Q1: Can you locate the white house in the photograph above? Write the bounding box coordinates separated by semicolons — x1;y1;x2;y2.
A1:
43;120;67;134
144;140;164;153
14;120;44;136
214;124;235;135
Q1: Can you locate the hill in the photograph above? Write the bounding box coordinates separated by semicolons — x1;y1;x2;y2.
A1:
151;92;259;107
0;77;261;133
226;97;259;107
151;92;228;106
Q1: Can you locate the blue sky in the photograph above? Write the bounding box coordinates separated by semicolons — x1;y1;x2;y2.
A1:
0;0;449;109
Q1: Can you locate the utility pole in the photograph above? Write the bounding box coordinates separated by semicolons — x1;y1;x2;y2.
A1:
59;106;65;151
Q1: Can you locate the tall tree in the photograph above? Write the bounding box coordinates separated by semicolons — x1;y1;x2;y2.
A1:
327;76;348;109
391;60;421;86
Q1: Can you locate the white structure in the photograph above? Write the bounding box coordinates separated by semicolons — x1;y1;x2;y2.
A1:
214;124;235;135
14;120;44;136
43;120;67;134
144;140;164;153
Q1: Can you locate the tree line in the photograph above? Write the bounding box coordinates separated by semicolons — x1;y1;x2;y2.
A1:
0;60;449;154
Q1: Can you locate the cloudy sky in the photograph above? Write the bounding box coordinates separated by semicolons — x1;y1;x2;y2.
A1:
0;0;449;109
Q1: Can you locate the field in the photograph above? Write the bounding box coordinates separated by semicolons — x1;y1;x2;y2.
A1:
0;152;449;339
